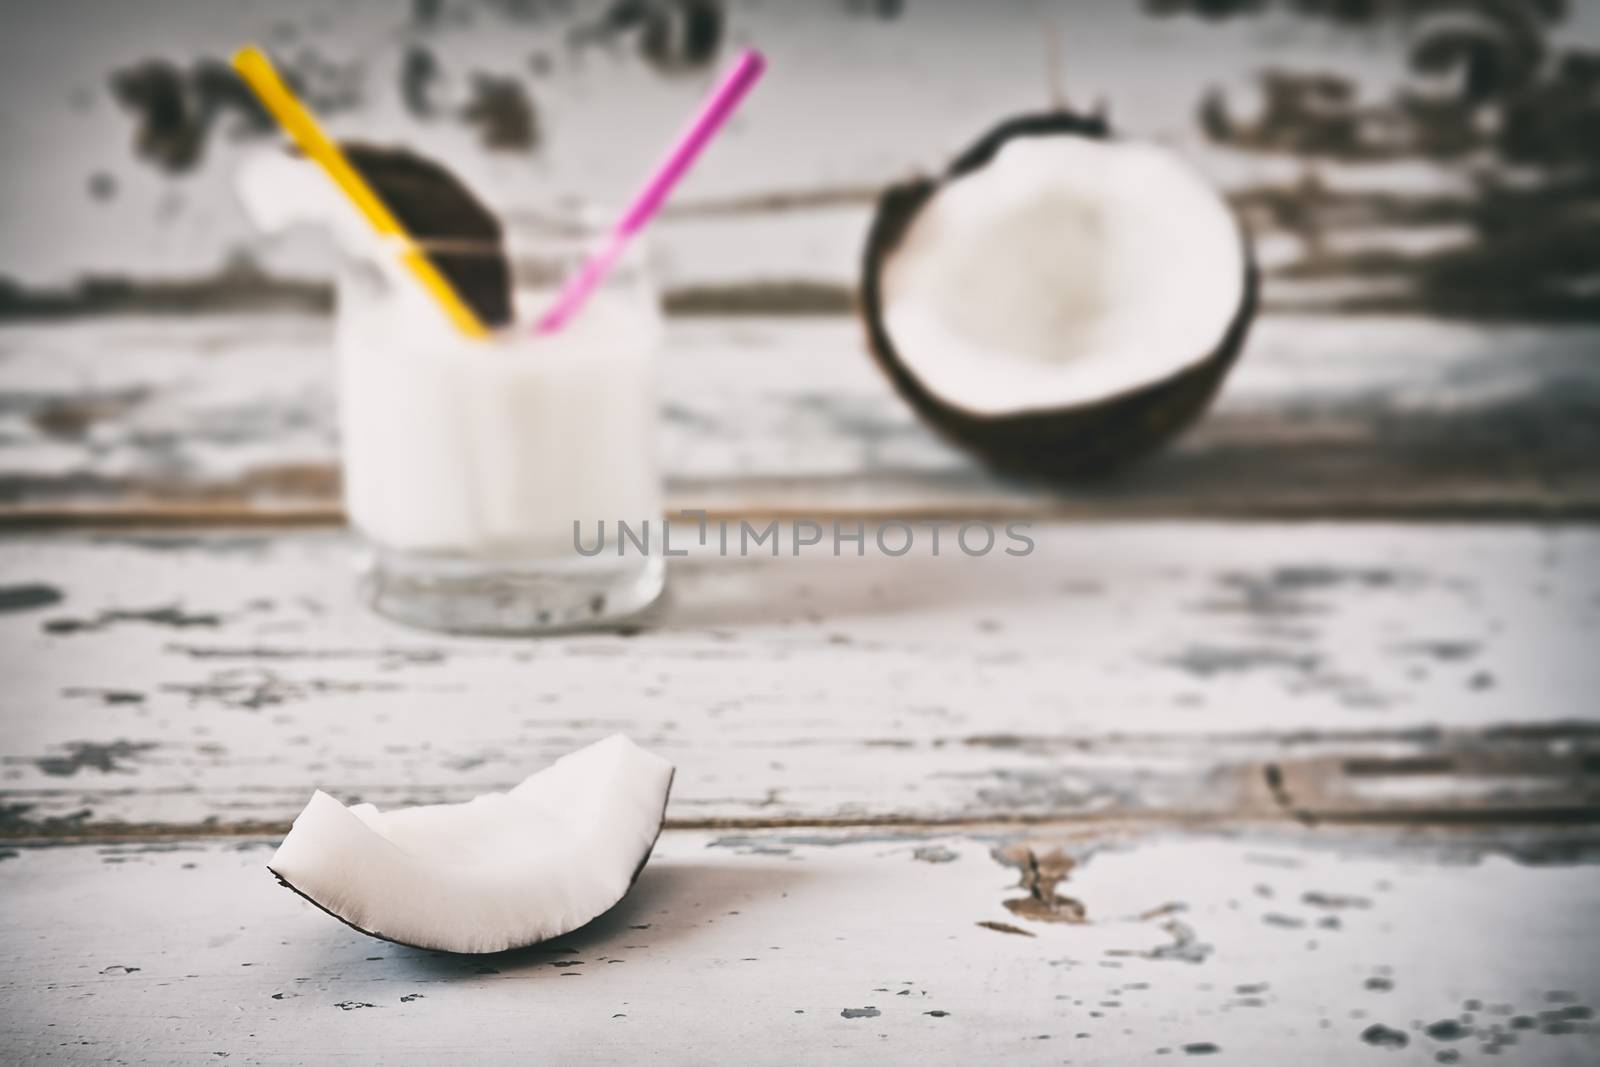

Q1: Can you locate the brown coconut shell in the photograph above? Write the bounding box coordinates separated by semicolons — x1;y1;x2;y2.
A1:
860;112;1258;480
343;142;513;328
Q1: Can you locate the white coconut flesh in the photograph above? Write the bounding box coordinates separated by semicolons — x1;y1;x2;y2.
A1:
881;134;1246;416
269;734;674;954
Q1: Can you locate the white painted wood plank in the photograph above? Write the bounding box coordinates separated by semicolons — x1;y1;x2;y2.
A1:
2;0;1595;326
3;312;1597;517
2;523;1595;833
2;828;1597;1063
0;1;1538;285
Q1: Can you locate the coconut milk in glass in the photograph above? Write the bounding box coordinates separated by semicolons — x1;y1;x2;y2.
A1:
336;215;665;633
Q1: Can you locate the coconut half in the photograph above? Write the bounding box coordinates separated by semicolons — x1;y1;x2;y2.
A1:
861;113;1257;477
269;734;674;954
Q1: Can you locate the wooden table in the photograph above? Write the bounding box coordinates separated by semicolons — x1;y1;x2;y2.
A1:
2;307;1598;1064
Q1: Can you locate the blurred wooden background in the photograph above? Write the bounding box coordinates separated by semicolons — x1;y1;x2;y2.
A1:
1;0;1597;522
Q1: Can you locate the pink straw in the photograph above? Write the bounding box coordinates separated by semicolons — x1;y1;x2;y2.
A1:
535;48;767;335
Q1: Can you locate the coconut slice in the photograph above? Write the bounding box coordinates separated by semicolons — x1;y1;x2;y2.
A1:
269;734;674;954
861;112;1257;477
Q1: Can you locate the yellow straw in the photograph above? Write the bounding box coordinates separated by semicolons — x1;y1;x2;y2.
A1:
231;46;488;339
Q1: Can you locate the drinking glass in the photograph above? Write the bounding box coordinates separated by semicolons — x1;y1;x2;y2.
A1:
335;213;666;633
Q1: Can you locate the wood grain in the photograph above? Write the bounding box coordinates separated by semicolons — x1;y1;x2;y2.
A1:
2;827;1597;1063
2;523;1595;838
2;3;1595;323
3;312;1597;522
2;6;1596;1056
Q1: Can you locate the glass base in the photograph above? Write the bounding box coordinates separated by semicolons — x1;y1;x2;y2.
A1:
358;544;665;635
